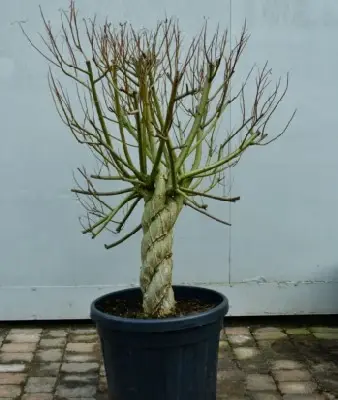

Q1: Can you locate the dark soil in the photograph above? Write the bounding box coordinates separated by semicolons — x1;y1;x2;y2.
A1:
98;297;215;319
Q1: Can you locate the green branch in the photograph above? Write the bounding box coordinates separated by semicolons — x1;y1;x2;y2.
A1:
175;63;215;171
150;73;180;182
86;61;145;181
132;91;147;175
184;200;231;226
181;132;260;181
149;73;164;128
116;197;142;233
105;224;142;249
86;61;113;148
180;187;240;202
177;188;207;210
71;188;134;196
141;76;155;158
111;65;136;170
166;140;177;191
90;174;145;186
82;193;139;237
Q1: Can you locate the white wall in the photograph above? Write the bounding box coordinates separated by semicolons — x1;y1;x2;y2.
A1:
230;0;338;284
1;0;338;319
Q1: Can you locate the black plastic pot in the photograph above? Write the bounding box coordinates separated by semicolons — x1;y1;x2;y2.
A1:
91;285;229;400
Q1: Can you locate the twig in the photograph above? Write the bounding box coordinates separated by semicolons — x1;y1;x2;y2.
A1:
184;200;231;226
71;188;133;196
180;187;240;202
105;224;142;249
116;197;142;232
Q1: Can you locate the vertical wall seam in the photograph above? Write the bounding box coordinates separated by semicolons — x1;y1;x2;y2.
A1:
228;0;233;285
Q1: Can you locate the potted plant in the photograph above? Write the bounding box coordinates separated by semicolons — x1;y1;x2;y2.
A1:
23;2;294;399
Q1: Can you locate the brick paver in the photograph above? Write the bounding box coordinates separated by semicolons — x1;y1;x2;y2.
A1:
0;323;337;399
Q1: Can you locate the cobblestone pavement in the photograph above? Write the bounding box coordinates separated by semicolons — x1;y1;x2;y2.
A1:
0;324;338;399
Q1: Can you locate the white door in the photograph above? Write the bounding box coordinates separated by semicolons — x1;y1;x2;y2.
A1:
1;0;337;320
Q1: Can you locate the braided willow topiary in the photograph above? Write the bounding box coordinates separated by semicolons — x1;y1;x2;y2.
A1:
23;1;295;317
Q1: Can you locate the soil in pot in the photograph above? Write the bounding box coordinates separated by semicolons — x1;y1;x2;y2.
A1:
97;294;215;319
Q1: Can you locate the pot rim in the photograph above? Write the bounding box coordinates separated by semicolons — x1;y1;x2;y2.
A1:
90;285;229;332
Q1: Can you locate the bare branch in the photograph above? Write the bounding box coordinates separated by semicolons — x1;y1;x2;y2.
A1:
180;188;240;202
104;224;142;249
116;197;142;233
71;188;134;196
25;3;294;246
184;200;231;226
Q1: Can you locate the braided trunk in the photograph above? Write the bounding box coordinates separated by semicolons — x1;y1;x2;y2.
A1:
140;168;184;317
